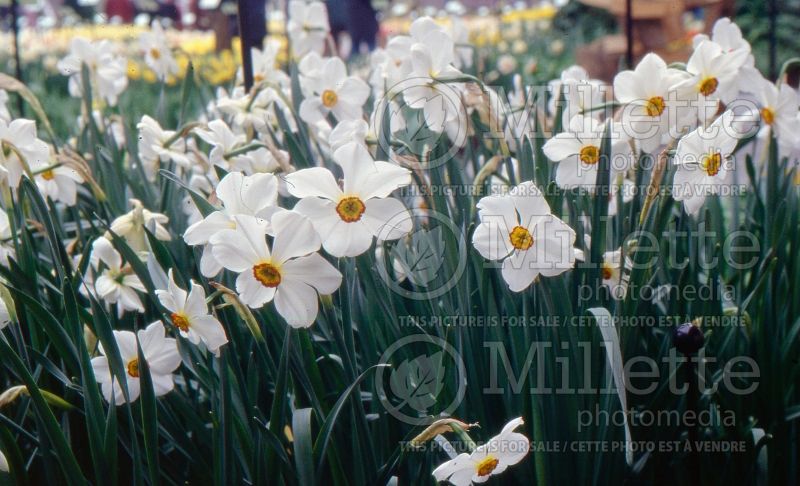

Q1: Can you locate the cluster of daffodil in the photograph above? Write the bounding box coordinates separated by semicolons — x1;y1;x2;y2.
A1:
0;4;797;482
0;22;266;86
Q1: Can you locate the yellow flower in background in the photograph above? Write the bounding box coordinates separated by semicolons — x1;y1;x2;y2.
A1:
127;60;142;80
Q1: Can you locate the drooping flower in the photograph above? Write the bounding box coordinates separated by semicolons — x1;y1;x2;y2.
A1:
298;56;370;124
156;270;228;356
140;20;179;80
90;321;181;405
472;181;576;292
108;198;171;253
403;28;465;134
137;115;191;180
285;142;413;257
287;0;330;58
613;53;693;153
672;110;743;215
184;171;279;277
57;37;128;106
432;418;530;485
90;237;146;316
209;212;342;327
542;115;633;189
0;118;51;188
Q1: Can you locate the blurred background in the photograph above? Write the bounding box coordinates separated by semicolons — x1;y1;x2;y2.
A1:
1;0;797;131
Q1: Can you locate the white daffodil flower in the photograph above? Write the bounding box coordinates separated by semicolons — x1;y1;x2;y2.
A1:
214;87;280;133
672;40;748;123
0;90;10;123
0;290;12;329
755;79;800;149
184;171;279;277
140;20;179;81
210;213;342;327
608;177;636;217
472;181;576;292
369;17;448;94
328;119;370;152
601;248;631;300
91;237;146;316
672;110;743;216
693;17;762;100
285;142;413;258
195;119;284;175
369;41;413;95
32;159;84;206
156;269;228;356
0;118;51;188
108;198;171;252
547;64;606;121
57;37;128;106
614;53;692;153
194;119;247;168
403;28;465;134
287;0;330;58
246;41;290;87
0;449;7;472
298;56;370;124
137;115;191;180
0;211;15;267
90;321;181;405
432;417;530;485
543;115;633;190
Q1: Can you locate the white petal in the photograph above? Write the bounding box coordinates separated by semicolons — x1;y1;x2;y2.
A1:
189;315;228;355
501;251;539;292
543;132;582;161
472;219;512;261
284;167;342;200
274;280;319;328
321;219;375;257
270;210;321;262
236;271;276;308
281;253;342;294
362;198;412;241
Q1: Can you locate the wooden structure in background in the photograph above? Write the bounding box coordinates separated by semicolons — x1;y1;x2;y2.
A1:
575;0;733;81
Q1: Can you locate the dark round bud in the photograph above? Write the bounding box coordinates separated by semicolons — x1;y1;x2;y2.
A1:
673;323;704;355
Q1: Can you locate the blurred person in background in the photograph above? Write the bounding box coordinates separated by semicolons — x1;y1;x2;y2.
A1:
328;0;378;56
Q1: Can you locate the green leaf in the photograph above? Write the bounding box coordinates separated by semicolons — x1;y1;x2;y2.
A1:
292;408;315;486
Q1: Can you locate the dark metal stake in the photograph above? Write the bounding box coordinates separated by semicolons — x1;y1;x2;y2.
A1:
237;0;268;92
625;0;633;68
10;0;24;115
768;0;777;79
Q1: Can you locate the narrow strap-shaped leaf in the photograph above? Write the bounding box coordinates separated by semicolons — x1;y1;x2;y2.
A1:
588;307;632;466
0;337;86;483
292;408;315;486
313;364;388;479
